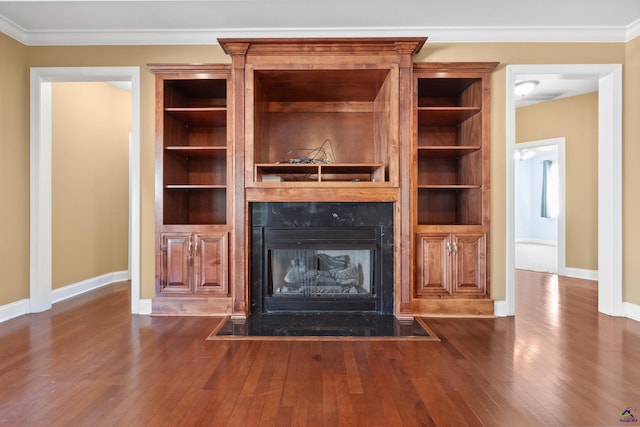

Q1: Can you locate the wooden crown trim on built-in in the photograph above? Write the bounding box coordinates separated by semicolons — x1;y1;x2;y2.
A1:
413;62;500;73
219;37;427;56
148;64;232;74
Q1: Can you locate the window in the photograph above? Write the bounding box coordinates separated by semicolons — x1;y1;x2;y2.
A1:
541;159;559;218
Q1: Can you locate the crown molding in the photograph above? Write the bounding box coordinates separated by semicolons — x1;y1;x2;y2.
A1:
1;24;638;46
628;19;640;42
0;14;27;43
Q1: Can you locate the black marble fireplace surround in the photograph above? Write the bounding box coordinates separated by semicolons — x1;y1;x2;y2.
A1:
251;202;394;316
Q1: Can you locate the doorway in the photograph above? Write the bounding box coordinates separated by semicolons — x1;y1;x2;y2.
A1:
513;138;564;275
505;64;622;317
30;67;141;314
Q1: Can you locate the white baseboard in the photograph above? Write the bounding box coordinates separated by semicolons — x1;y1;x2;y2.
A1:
515;238;557;247
623;302;640;322
0;271;130;324
52;270;130;304
560;267;598;281
139;299;152;315
493;300;512;317
0;299;31;323
495;298;640;322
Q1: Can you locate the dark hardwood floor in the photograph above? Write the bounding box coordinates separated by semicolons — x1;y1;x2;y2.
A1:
1;270;640;426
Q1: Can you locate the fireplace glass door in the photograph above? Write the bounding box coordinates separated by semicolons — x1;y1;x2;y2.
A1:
259;227;381;313
270;248;373;298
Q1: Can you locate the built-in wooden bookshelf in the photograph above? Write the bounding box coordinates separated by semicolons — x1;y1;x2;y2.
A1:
160;75;229;225
412;63;497;312
150;64;232;311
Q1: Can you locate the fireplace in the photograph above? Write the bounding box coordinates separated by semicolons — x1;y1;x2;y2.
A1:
251;202;393;315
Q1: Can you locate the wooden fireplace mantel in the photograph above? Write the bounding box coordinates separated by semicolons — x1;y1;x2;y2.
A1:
150;37;497;319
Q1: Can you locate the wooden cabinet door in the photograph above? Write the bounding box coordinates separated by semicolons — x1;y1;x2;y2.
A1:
452;233;486;296
416;233;452;296
193;232;228;295
160;233;192;295
416;232;486;298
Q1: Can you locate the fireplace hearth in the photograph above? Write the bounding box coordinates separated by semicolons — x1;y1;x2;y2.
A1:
251;203;393;315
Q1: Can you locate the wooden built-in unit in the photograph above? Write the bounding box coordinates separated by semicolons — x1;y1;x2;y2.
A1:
412;63;497;316
150;64;233;315
150;39;497;318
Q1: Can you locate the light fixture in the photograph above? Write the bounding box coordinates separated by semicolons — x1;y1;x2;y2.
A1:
514;148;535;161
514;80;538;97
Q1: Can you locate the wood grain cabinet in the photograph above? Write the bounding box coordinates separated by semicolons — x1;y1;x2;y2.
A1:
158;233;190;294
415;232;486;297
159;232;228;296
150;65;233;314
412;63;497;316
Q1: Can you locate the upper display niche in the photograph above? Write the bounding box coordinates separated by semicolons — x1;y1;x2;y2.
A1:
251;68;394;184
219;37;426;187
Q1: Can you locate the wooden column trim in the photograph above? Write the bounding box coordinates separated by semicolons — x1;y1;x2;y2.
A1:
397;53;416;320
228;51;248;318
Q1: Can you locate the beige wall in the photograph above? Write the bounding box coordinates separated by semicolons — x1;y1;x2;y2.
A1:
52;82;131;288
0;34;29;305
515;93;599;271
624;36;640;303
0;36;638;307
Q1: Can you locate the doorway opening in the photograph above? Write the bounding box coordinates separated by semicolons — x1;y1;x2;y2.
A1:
513;138;564;275
30;67;141;314
505;64;622;317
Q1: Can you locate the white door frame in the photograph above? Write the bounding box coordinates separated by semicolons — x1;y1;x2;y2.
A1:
513;137;566;274
505;64;623;317
30;67;141;314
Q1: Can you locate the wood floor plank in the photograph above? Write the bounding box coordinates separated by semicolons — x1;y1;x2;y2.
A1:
320;369;339;427
342;342;364;394
256;343;290;426
334;374;359;426
359;347;406;426
279;342;311;408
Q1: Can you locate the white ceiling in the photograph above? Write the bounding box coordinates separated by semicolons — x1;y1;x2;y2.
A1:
0;0;639;46
515;76;599;108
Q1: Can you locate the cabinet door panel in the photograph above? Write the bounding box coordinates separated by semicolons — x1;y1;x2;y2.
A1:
194;233;228;295
416;233;451;296
160;234;191;294
452;234;486;295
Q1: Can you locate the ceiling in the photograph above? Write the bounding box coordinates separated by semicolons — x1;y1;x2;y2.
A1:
1;1;634;107
515;76;599;108
0;0;639;46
